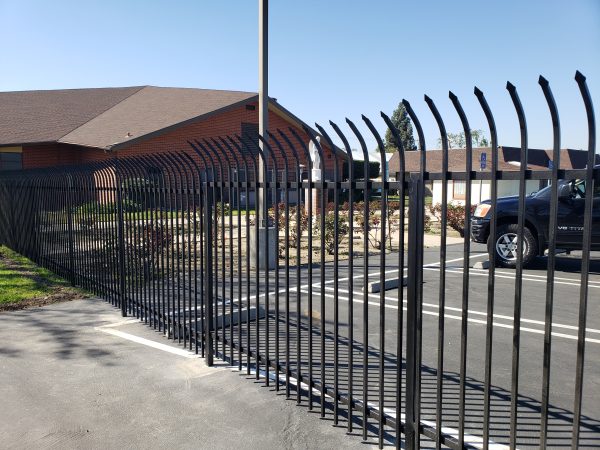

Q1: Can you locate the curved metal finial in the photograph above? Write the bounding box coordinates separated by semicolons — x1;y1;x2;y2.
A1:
474;87;498;152
268;130;296;167
345;118;369;163
266;131;290;178
346;118;370;181
302;125;326;173
424;95;449;175
448;91;472;171
329;120;353;163
211;137;239;167
287;127;312;171
448;91;473;176
196;139;224;179
231;134;259;180
240;132;267;167
314;123;343;160
380;112;405;176
362;115;387;181
219;136;249;170
274;129;302;169
401;99;426;152
314;123;341;185
256;133;280;171
539;76;561;168
402;99;426;174
575;70;596;165
506;81;528;166
188;139;215;181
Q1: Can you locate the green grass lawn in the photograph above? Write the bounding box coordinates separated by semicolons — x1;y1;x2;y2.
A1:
0;246;84;310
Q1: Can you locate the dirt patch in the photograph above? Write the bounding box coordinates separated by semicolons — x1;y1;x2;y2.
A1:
0;287;84;313
0;250;88;313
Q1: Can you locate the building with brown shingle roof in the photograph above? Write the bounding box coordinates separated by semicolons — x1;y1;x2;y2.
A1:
0;86;334;176
388;147;599;205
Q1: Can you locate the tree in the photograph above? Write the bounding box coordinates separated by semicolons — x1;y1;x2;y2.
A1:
438;129;489;148
384;102;417;153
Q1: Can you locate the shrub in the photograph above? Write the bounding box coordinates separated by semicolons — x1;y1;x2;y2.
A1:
314;210;350;255
342;160;380;180
102;223;173;282
355;208;383;250
428;203;475;237
121;177;159;211
74;201;116;216
424;214;432;233
289;208;309;249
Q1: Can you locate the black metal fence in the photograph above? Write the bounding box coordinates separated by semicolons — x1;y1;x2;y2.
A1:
1;71;598;449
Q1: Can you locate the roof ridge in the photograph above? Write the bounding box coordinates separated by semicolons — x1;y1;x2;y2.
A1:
142;85;257;95
0;86;148;94
56;86;147;142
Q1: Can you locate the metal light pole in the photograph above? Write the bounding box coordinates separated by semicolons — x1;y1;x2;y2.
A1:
253;0;275;269
258;0;268;220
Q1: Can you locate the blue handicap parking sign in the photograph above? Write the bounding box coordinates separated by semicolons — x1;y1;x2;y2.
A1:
480;152;487;170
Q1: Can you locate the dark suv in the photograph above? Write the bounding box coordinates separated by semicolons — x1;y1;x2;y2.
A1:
471;173;600;268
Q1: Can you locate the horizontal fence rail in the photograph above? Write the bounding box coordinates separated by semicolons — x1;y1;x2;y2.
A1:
0;71;598;449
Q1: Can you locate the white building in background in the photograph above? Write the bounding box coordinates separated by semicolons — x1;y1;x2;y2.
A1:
389;147;598;206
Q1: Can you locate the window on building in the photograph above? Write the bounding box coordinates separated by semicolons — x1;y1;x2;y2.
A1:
453;180;466;200
0;147;23;171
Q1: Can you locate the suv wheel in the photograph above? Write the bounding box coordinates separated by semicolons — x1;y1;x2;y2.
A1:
489;224;538;268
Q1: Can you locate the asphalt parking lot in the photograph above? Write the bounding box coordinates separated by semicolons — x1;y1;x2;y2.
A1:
214;243;600;448
0;299;376;450
2;244;598;449
295;243;600;448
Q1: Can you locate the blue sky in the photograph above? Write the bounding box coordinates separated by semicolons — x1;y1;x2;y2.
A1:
1;0;599;158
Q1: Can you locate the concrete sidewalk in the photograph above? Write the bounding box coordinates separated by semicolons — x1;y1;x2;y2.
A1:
0;299;376;450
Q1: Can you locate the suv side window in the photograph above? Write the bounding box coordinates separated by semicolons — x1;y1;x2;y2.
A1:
572;179;600;198
571;179;586;199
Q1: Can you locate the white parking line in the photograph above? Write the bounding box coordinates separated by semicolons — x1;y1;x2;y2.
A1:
311;253;489;288
305;289;600;345
321;286;600;335
463;267;600;288
95;326;200;358
98;318;510;449
420;265;600;289
493;268;600;286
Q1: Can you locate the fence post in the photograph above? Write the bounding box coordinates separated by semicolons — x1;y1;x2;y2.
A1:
405;173;423;450
116;160;128;317
66;174;76;286
205;177;214;366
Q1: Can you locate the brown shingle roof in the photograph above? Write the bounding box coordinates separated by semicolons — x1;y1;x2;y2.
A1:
389;147;598;174
61;86;257;150
0;86;257;150
0;87;144;146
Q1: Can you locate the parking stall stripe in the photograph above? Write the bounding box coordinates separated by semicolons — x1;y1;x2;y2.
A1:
97;318;512;449
306;289;600;345
321;287;600;335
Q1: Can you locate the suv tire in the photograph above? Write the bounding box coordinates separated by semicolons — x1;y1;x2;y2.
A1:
489;224;538;268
